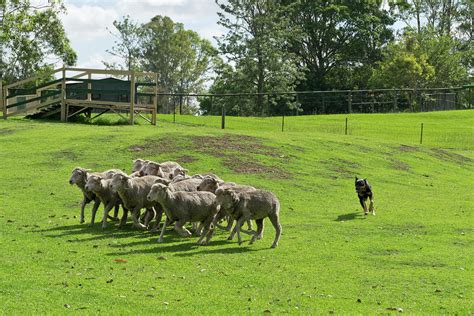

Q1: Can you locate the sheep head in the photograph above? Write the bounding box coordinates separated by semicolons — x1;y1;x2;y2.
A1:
85;175;103;192
147;183;168;202
197;177;218;192
110;173;129;192
69;167;89;185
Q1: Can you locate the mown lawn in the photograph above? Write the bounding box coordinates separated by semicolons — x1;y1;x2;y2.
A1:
0;110;473;314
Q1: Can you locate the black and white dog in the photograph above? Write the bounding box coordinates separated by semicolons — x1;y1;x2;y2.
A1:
355;177;375;215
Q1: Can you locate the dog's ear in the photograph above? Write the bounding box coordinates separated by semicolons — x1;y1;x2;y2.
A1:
363;179;369;186
355;176;359;184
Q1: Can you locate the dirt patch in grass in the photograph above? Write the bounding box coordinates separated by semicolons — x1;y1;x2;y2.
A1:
0;129;15;136
398;145;419;152
128;135;186;155
191;134;281;157
429;148;473;164
128;134;290;177
52;150;78;161
176;155;198;164
321;158;360;179
223;157;290;178
389;158;410;171
369;249;400;256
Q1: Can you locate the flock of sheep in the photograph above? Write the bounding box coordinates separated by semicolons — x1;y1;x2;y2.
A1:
69;159;282;248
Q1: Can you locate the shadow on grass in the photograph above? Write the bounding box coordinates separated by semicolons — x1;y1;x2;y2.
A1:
33;223;263;255
335;211;365;221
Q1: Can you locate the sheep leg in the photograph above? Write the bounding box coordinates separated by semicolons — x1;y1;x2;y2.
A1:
89;199;100;226
113;204;120;220
101;202;114;229
249;218;264;245
143;208;155;228
268;213;282;249
225;215;234;231
246;219;253;230
157;217;170;243
174;220;192;237
79;197;87;223
228;217;244;241
118;207;128;228
150;206;164;233
234;217;246;245
131;209;147;230
198;215;218;245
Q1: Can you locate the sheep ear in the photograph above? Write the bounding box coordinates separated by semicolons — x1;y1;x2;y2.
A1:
183;168;189;174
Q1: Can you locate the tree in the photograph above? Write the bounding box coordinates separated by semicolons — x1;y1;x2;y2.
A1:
103;16;143;72
0;0;76;83
369;30;467;89
286;0;394;91
215;0;303;115
140;15;217;113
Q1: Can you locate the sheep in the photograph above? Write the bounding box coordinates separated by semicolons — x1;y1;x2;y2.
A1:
109;173;163;230
197;177;255;231
171;172;221;184
147;183;219;245
215;188;282;248
85;174;124;229
132;159;149;173
69;167;122;225
140;161;183;179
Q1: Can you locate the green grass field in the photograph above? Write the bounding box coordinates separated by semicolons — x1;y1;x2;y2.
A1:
0;110;473;314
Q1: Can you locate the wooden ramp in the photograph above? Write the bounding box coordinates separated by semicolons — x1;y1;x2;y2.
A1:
1;67;158;125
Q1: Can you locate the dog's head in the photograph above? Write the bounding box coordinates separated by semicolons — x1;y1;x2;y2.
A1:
355;176;369;193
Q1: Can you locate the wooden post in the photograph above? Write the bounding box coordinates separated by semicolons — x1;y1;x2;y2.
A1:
345;117;348;135
348;91;352;113
371;90;375;112
393;89;398;112
420;123;424;145
173;98;176;123
60;66;67;122
129;70;135;125
281;114;285;132
152;73;158;125
179;95;183;115
1;81;5;120
221;105;225;129
87;72;92;101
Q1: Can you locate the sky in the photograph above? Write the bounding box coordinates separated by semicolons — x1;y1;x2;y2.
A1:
60;0;226;69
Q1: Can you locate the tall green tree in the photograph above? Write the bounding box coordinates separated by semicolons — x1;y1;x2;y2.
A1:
286;0;394;91
0;0;76;83
103;16;143;71
369;30;468;89
141;15;217;95
215;0;303;115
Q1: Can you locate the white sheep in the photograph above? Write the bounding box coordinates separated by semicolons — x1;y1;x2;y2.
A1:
147;183;219;245
69;167;121;225
85;174;124;229
109;174;163;230
216;188;282;248
197;177;255;231
140;161;183;179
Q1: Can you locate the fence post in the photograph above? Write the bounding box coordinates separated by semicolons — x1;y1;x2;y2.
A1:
129;70;135;125
348;91;352;113
60;66;67;122
152;73;158;126
221;105;226;129
345;117;348;135
173;97;176;123
281;114;285;132
179;95;183;115
1;81;5;120
420;123;424;145
393;89;398;112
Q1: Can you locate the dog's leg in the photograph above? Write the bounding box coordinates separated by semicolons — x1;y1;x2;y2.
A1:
369;198;375;215
359;196;368;215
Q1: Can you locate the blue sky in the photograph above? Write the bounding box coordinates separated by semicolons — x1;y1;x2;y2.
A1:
59;0;225;69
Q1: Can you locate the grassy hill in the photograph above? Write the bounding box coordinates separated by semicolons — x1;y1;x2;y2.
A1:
0;110;473;313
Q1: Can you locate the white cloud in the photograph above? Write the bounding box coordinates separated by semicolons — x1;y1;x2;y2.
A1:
59;0;224;70
62;3;118;41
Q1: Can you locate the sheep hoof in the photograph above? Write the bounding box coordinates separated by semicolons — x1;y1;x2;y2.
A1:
80;219;85;224
134;224;147;230
157;238;164;243
227;236;233;241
